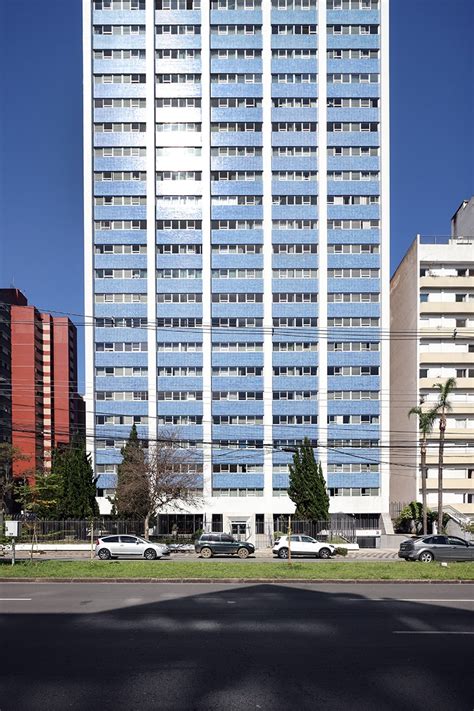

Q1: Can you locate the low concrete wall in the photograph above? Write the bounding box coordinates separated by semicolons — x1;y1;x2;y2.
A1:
379;534;410;549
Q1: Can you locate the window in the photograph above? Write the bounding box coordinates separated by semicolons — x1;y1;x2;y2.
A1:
328;268;379;278
156;220;202;230
211;74;261;85
94;25;146;35
94;171;145;181
94;98;146;108
272;25;317;35
447;537;467;547
273;171;317;182
272;75;317;85
327;243;379;253
328;122;378;132
328;146;379;157
95;220;146;231
94;75;145;85
273;269;318;279
328;220;380;230
211;0;261;8
94;0;145;8
159;244;202;254
327;50;379;60
157;171;201;181
327;0;379;8
95;269;147;279
327;24;379;35
95;244;146;254
272;0;317;8
156;25;201;35
156;268;201;278
94;122;146;132
156;0;201;8
94;50;146;61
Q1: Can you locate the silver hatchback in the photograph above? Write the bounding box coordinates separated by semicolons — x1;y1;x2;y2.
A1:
95;535;170;560
398;535;474;563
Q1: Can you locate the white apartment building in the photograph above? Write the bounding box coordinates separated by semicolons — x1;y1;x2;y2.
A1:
390;198;474;517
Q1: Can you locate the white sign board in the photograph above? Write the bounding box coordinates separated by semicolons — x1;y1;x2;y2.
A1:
5;521;21;537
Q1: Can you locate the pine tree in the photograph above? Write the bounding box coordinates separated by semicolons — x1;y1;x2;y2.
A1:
54;439;99;519
287;438;329;522
114;425;150;520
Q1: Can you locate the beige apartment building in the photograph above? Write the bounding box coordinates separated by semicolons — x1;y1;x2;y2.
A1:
390;198;474;518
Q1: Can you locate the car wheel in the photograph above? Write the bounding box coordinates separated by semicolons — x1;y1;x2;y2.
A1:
200;546;213;559
318;547;331;560
98;548;111;560
418;550;434;563
278;547;289;559
144;548;157;560
237;547;249;559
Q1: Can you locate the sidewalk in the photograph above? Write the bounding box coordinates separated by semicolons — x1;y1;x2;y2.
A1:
255;548;400;561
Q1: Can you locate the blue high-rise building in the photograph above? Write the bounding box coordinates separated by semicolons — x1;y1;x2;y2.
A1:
84;0;389;537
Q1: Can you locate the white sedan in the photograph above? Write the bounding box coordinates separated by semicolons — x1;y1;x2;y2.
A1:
95;535;170;560
273;535;336;559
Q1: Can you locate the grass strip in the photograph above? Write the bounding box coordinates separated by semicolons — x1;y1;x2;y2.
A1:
0;560;473;581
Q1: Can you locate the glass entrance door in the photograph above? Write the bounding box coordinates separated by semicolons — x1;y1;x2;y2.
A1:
231;522;248;540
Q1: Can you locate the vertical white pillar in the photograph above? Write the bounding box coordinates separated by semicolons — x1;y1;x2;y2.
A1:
317;0;328;478
146;0;158;446
262;0;273;506
201;1;213;504
379;0;390;512
82;0;95;469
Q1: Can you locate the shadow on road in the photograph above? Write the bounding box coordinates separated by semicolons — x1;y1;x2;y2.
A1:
1;583;472;710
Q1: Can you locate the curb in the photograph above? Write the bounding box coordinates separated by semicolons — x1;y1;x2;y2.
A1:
1;577;473;584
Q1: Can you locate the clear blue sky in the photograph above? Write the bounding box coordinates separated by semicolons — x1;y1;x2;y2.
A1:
0;0;473;393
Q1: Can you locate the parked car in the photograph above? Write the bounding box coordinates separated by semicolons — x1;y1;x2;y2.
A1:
273;535;336;559
398;534;474;562
95;535;170;560
194;533;255;558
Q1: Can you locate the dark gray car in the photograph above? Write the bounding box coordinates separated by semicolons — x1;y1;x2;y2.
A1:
398;535;474;562
195;533;255;558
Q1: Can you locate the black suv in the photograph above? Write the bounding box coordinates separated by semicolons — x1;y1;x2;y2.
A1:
195;533;255;559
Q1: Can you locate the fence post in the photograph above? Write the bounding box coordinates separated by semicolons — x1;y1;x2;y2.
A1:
90;519;94;561
287;514;292;564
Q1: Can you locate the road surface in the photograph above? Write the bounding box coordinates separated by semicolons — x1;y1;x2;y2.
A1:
1;582;472;710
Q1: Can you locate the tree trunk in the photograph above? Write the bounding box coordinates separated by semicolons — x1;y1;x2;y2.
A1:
144;513;150;539
437;418;445;532
421;437;428;535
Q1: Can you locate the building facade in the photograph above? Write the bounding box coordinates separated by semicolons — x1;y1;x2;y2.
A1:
84;0;390;534
390;200;474;517
0;289;83;483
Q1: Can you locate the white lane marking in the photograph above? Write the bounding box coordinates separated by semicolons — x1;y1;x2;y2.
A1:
0;598;32;601
393;631;474;635
398;615;432;631
397;599;473;602
338;599;474;603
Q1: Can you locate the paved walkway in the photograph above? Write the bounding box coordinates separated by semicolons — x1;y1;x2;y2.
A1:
4;547;401;562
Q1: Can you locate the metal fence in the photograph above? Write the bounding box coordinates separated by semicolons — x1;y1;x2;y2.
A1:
273;518;358;544
389;502;410;519
7;519;146;543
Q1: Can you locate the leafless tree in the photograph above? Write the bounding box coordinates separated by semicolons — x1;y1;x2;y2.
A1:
114;427;202;536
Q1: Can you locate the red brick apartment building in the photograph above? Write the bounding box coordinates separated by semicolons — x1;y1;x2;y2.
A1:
0;289;83;481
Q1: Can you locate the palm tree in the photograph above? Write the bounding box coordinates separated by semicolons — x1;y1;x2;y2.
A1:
408;406;437;535
432;377;456;532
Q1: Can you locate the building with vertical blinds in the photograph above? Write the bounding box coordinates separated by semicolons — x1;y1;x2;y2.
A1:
84;0;390;537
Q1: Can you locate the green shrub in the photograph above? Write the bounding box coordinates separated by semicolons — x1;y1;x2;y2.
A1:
335;547;348;557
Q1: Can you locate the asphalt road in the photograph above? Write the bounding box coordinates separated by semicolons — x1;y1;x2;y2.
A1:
1;582;473;711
